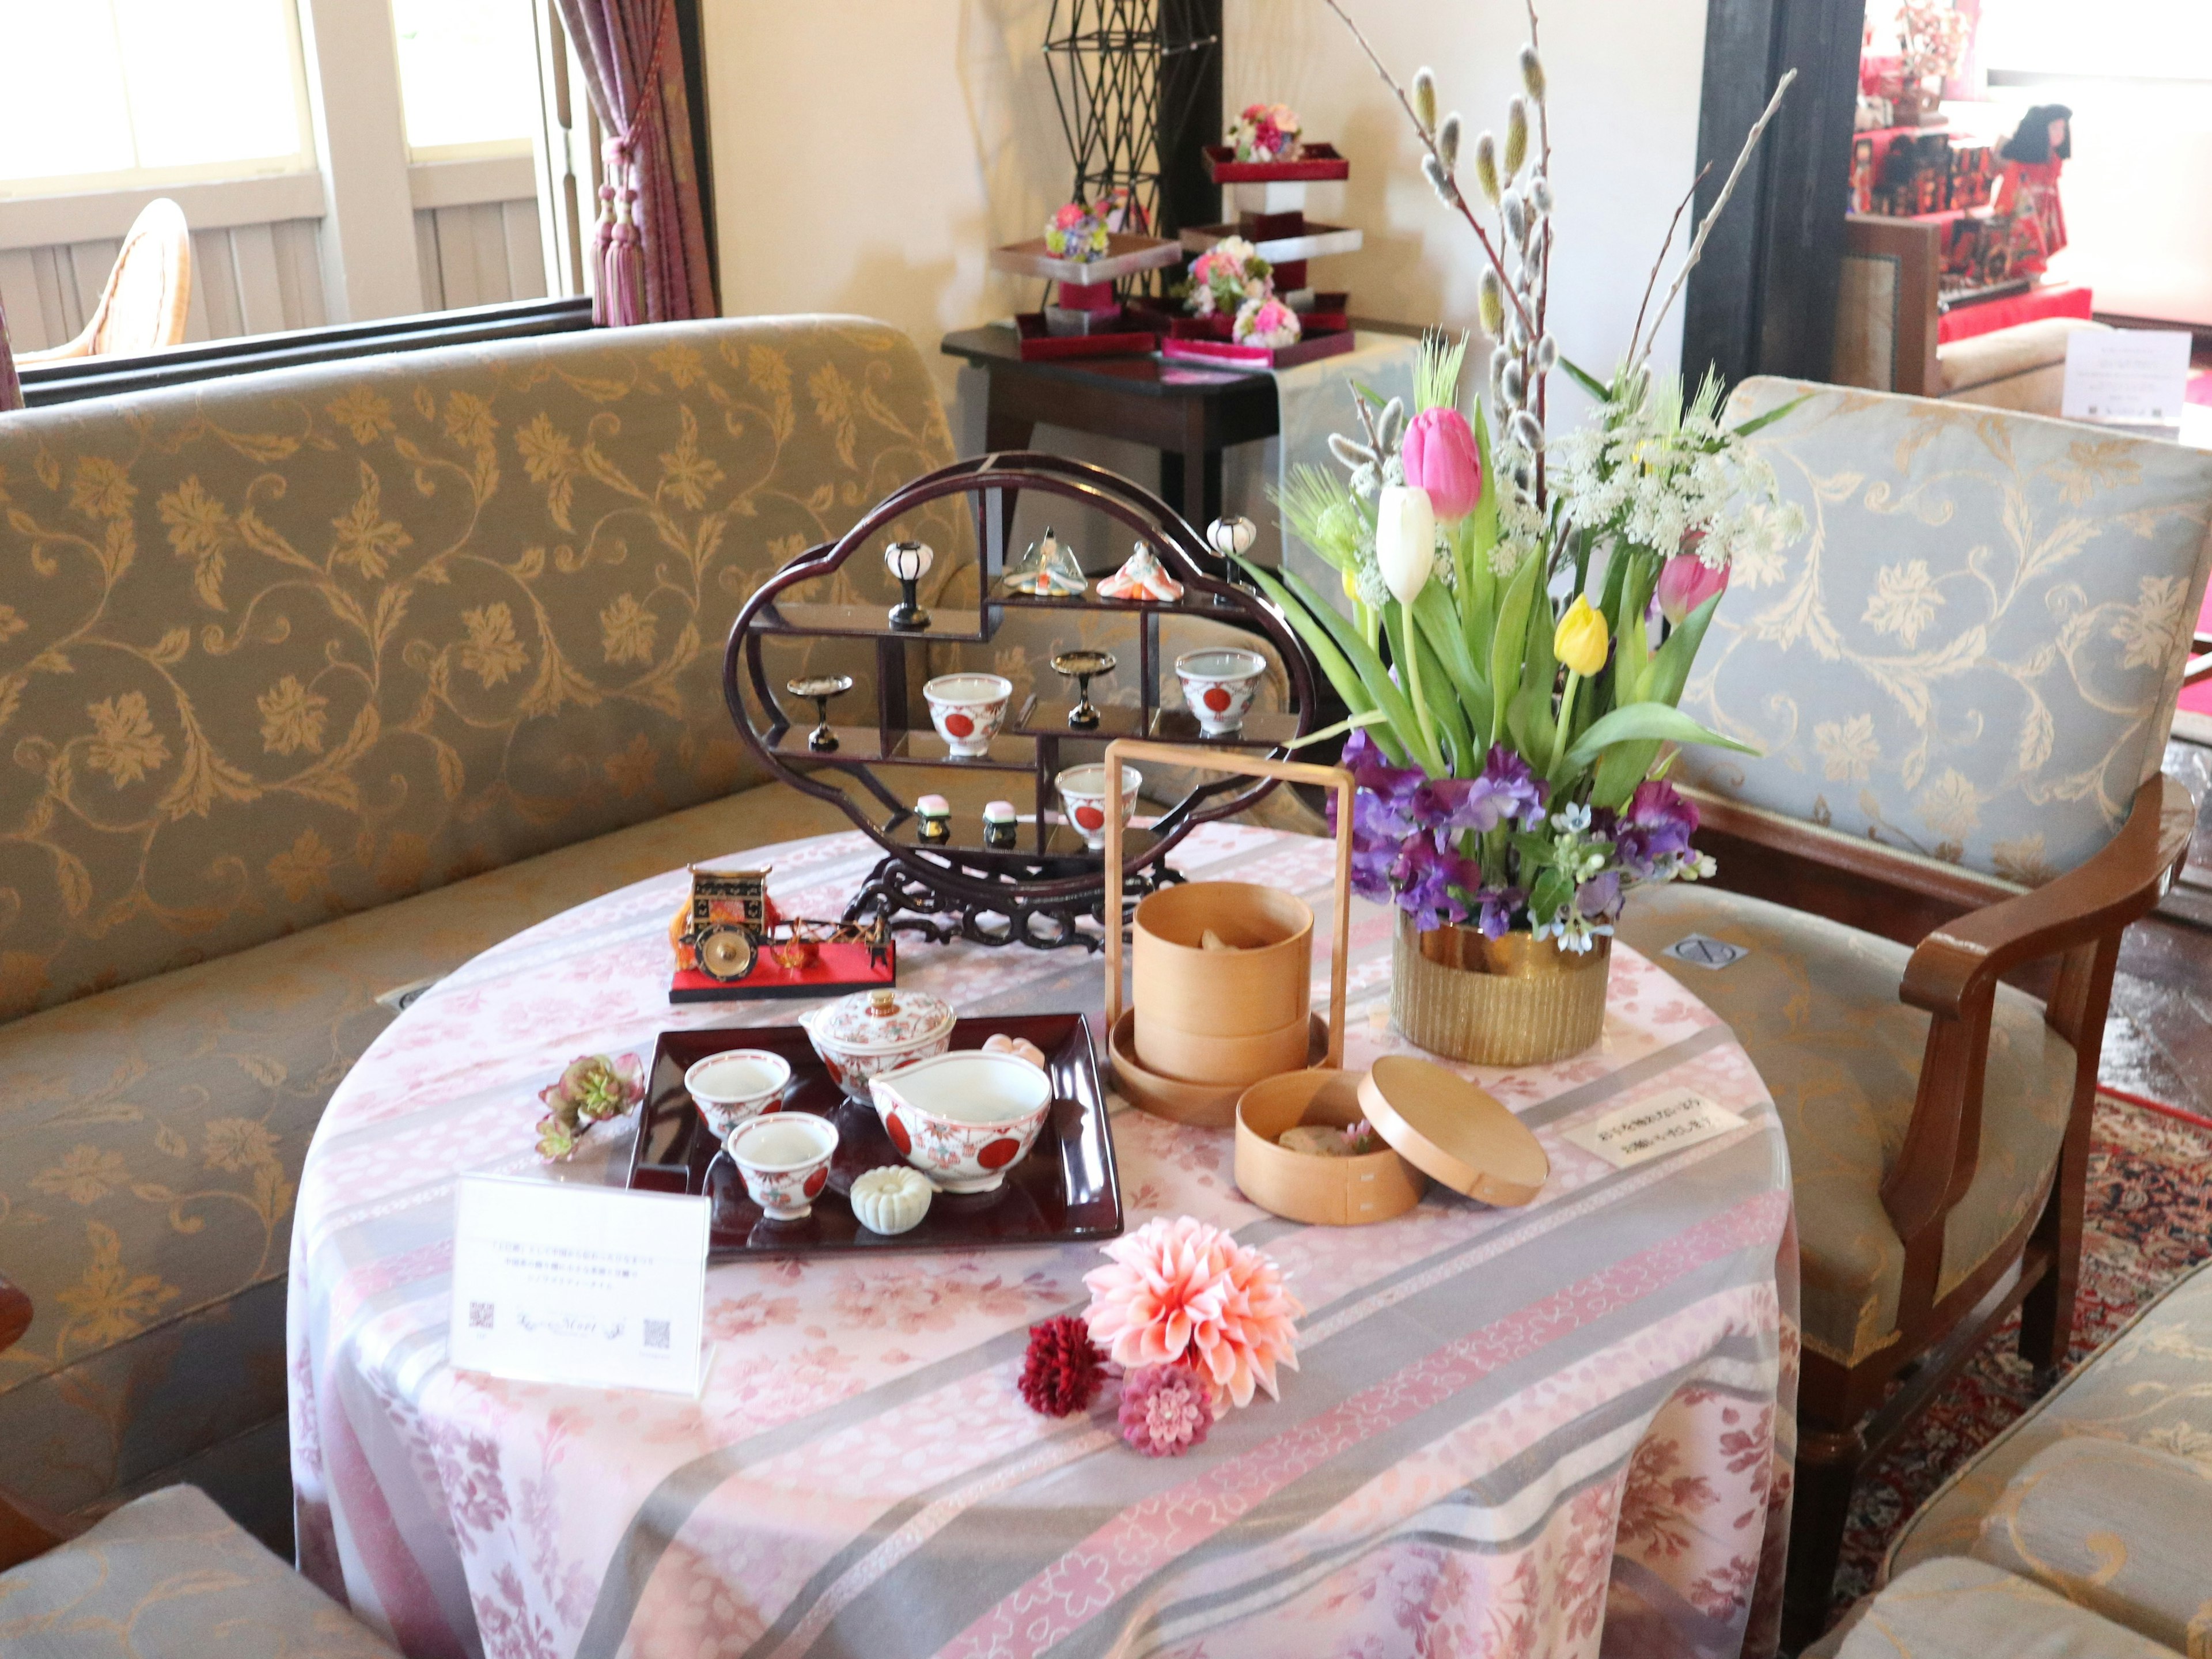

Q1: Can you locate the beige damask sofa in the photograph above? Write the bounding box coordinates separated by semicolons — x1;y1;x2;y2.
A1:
0;316;1285;1551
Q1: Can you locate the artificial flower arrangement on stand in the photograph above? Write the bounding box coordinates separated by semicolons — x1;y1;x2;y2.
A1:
1230;2;1808;1066
1231;101;1305;164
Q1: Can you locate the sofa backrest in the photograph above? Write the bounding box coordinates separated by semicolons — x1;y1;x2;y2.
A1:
0;316;953;1021
1675;377;2212;884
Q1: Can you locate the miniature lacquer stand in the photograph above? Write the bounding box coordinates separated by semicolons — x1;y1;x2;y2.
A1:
1102;740;1355;1078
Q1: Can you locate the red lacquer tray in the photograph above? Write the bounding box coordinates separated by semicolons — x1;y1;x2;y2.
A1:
626;1014;1121;1259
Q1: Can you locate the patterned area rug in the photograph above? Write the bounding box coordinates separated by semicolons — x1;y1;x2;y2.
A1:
1828;1094;2212;1618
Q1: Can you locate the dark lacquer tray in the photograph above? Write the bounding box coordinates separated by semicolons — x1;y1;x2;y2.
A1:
627;1014;1122;1259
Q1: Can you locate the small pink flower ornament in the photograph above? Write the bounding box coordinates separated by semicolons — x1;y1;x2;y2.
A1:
1233;297;1302;350
1120;1364;1214;1456
1083;1214;1302;1409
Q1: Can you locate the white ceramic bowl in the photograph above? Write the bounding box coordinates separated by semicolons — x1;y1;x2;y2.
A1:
685;1048;791;1140
868;1050;1055;1194
923;673;1013;758
802;987;956;1103
725;1112;838;1220
1175;647;1267;737
1055;763;1141;851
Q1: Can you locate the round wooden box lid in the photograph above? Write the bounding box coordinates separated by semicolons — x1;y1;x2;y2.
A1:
1355;1055;1548;1207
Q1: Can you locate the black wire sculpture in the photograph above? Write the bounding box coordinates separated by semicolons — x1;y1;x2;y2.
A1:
1043;0;1221;246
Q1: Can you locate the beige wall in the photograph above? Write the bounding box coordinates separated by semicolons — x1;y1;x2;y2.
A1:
703;0;1712;431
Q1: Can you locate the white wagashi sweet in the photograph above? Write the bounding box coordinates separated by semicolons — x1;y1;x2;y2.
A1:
982;1032;1048;1069
850;1164;934;1234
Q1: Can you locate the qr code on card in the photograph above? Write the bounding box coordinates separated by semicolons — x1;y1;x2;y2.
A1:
468;1301;494;1331
643;1319;671;1351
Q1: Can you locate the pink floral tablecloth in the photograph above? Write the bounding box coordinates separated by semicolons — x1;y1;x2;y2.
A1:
289;825;1797;1659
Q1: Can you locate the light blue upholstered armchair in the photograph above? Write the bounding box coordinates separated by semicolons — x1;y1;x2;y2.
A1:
1612;380;2212;1643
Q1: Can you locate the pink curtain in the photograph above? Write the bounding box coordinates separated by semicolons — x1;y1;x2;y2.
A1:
0;294;22;413
555;0;716;326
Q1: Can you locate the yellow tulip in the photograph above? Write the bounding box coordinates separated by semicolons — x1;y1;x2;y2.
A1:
1554;596;1610;677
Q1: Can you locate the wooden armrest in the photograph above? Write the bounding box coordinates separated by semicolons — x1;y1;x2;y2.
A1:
1900;775;2192;1019
0;1271;26;1355
0;1273;61;1572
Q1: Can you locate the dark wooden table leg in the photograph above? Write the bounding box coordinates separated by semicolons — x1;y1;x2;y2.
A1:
986;402;1036;454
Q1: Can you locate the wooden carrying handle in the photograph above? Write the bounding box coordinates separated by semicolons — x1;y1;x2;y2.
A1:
1103;741;1356;1068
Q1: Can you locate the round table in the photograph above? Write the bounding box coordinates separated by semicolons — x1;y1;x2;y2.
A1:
289;825;1797;1659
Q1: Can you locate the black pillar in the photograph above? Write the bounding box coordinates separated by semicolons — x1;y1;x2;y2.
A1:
1680;0;1863;388
1156;0;1222;240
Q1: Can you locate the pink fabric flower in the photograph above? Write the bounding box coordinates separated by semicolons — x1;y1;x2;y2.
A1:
1083;1214;1302;1408
1655;551;1729;624
1401;406;1483;521
1119;1363;1214;1456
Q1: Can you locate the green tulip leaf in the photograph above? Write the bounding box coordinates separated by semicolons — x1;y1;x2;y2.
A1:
1562;702;1757;771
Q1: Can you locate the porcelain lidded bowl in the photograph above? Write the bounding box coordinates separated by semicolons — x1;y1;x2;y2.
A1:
868;1049;1055;1194
802;986;956;1103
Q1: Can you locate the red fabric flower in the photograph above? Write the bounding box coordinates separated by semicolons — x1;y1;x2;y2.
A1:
1119;1363;1214;1456
1018;1315;1105;1417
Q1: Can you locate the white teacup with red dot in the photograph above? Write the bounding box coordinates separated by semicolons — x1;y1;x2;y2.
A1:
1175;647;1267;737
923;673;1012;758
1055;762;1141;851
726;1112;838;1221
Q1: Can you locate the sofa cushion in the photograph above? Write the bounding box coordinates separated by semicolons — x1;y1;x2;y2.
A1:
1937;316;2107;395
0;1483;396;1658
1679;379;2212;884
1828;1558;2170;1659
1615;881;2075;1366
1891;1255;2212;1580
0;778;862;1531
0;316;960;1022
1971;1436;2212;1649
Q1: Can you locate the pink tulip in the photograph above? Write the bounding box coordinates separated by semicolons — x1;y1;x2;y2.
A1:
1400;407;1483;522
1655;552;1729;626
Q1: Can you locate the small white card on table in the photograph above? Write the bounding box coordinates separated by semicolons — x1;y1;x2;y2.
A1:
1566;1088;1747;1170
449;1175;711;1396
2063;328;2192;426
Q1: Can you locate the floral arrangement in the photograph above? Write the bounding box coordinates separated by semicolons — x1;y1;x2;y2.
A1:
1044;200;1111;263
1233;3;1808;952
535;1054;644;1160
1234;294;1303;349
1183;236;1272;318
1230;101;1303;162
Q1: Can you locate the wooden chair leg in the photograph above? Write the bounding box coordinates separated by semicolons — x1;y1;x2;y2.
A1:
1782;1424;1866;1652
2018;1102;2093;1376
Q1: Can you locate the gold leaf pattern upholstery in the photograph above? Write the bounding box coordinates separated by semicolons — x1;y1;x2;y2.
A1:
0;1482;397;1657
0;318;960;1536
1679;380;2212;882
1812;1557;2172;1658
1614;882;2074;1365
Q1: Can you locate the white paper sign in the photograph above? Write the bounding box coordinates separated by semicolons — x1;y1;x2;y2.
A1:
449;1175;711;1396
2063;329;2192;426
1565;1088;1747;1170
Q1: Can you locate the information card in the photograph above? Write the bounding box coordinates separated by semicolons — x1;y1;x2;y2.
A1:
1565;1087;1748;1170
449;1175;711;1396
2062;328;2192;426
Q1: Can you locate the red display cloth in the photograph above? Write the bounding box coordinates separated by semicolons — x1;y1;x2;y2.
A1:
2180;582;2212;718
1938;282;2093;346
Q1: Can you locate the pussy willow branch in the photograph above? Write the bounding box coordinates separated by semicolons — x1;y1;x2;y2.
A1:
1637;68;1797;369
1319;0;1539;343
1525;0;1551;509
1627;161;1714;369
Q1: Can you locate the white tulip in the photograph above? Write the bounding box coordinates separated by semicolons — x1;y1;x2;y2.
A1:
1375;484;1436;608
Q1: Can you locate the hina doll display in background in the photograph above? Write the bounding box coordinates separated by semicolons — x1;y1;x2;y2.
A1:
1993;103;2071;278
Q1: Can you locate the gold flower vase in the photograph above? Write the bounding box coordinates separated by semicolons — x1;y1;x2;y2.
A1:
1390;916;1611;1066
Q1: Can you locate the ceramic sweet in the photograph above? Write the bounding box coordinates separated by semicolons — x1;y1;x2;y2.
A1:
868;1050;1055;1194
1175;647;1267;736
915;793;951;843
849;1165;934;1234
684;1048;790;1139
923;673;1013;757
1055;762;1141;851
1098;541;1184;601
726;1112;838;1220
802;986;956;1102
983;800;1017;850
982;1032;1048;1069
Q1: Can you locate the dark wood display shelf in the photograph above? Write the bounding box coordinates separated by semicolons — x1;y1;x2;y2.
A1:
627;1014;1120;1259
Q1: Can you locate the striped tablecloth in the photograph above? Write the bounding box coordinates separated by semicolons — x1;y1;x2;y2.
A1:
289;824;1797;1659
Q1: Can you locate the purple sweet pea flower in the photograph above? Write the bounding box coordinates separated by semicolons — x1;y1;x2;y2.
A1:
1613;779;1699;878
1475;884;1525;938
1574;870;1622;919
1392;836;1470;933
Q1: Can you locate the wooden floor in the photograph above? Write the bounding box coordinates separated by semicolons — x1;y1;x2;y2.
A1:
2103;737;2212;1114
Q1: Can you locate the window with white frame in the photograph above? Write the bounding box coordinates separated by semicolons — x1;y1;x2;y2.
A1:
391;0;541;161
0;0;315;197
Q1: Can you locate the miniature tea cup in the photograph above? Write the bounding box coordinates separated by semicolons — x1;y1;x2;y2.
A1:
868;1050;1055;1194
725;1112;839;1221
801;986;956;1103
1175;647;1268;737
685;1048;791;1139
1055;763;1141;851
923;673;1013;758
